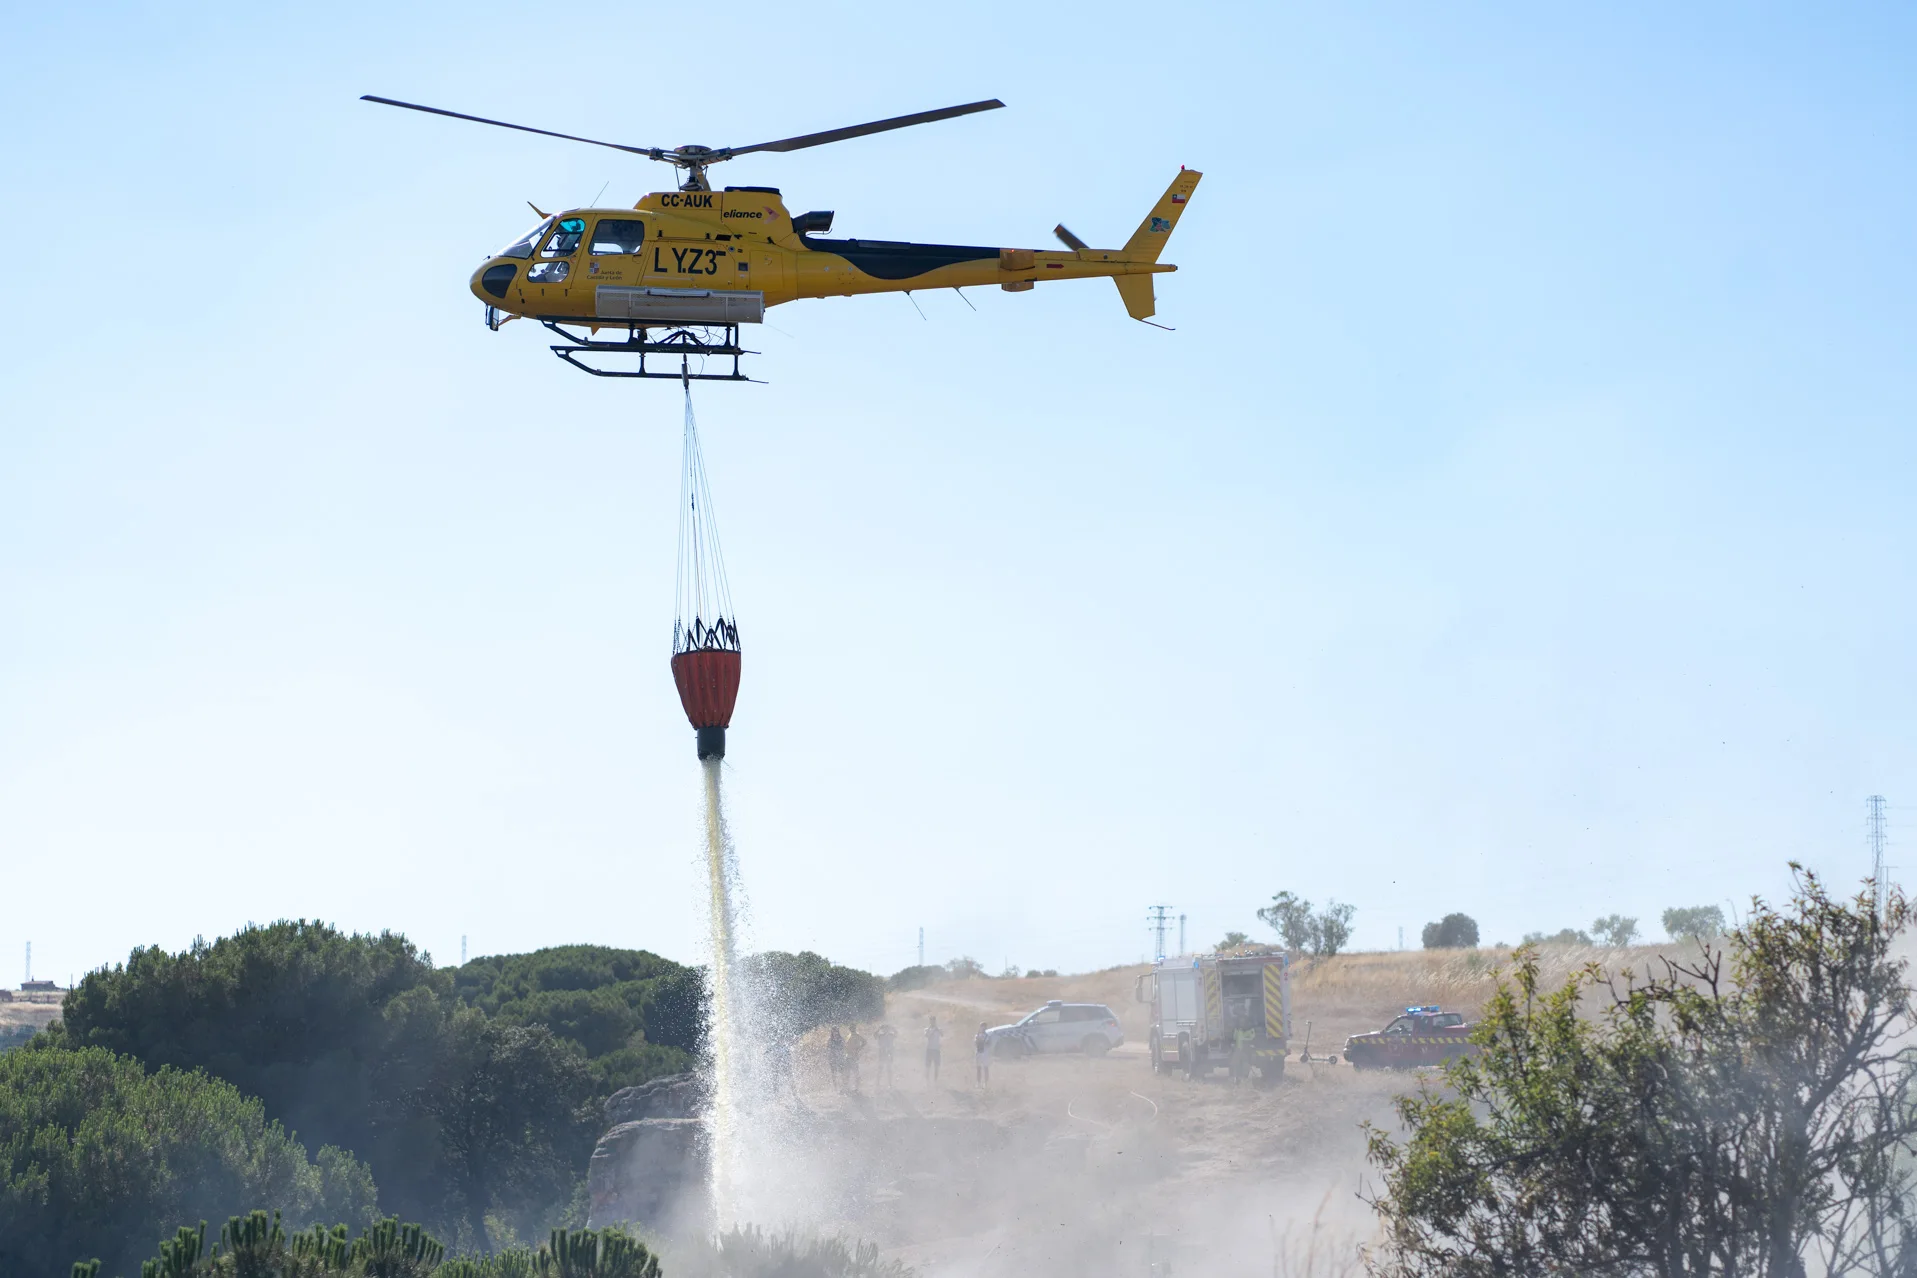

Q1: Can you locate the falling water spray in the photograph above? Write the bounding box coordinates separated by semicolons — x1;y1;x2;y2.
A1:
700;754;745;1222
668;391;749;1224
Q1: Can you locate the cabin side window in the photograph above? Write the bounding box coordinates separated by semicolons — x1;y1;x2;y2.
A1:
541;218;586;257
526;260;571;283
590;219;647;254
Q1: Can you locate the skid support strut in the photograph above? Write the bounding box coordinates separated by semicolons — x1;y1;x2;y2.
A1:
543;321;756;381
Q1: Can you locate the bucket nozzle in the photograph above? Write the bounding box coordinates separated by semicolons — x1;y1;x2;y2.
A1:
696;726;726;760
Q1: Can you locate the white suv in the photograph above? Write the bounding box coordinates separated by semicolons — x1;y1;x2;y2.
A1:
986;1000;1125;1057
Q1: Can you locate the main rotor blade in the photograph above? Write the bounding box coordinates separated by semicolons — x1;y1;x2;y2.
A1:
361;95;657;157
727;99;1004;157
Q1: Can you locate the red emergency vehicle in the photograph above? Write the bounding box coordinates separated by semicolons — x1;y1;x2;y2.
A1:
1341;1005;1478;1069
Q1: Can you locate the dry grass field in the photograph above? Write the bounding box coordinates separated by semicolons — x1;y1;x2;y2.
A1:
0;997;61;1051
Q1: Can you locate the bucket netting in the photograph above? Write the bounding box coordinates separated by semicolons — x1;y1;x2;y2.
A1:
673;390;739;656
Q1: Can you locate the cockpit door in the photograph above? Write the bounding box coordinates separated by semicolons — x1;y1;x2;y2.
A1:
524;216;585;304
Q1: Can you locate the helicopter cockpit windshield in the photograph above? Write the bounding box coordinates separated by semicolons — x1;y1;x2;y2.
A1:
541;218;586;256
497;217;553;260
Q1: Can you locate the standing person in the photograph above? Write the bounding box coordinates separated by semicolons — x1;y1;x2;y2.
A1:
1229;1025;1255;1086
974;1021;994;1088
826;1026;847;1093
924;1015;943;1085
846;1024;867;1093
874;1022;898;1089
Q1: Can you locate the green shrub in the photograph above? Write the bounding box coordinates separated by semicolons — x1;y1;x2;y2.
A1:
0;1021;41;1052
885;966;942;992
455;948;702;1056
0;1046;376;1276
1420;913;1480;949
1520;927;1593;947
742;953;884;1037
104;1218;656;1278
668;1226;911;1278
58;924;600;1247
1662;904;1727;942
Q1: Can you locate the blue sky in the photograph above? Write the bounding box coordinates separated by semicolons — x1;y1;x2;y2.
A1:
2;3;1913;984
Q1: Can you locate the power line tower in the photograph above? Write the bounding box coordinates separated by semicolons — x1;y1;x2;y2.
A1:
1869;795;1889;917
918;926;925;967
23;942;30;985
1178;914;1187;956
1147;906;1174;961
460;935;468;965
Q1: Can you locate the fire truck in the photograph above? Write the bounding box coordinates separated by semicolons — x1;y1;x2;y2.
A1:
1341;1005;1478;1069
1135;949;1291;1084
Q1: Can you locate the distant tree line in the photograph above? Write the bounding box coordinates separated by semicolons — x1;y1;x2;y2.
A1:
1415;905;1732;951
885;957;1056;991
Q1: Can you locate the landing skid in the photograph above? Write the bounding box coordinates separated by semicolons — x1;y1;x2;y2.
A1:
542;321;757;382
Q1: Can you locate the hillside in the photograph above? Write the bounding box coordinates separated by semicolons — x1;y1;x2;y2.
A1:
0;999;61;1051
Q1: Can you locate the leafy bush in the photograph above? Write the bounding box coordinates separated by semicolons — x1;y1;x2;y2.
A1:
1258;893;1358;956
1260;893;1316;951
57;923;597;1248
885;966;943;992
1216;931;1250;950
585;1042;696;1095
103;1218;658;1278
1420;913;1479;949
1368;872;1917;1277
667;1226;912;1278
0;1046;376;1277
743;952;884;1037
1589;914;1639;947
1662;904;1727;943
1520;927;1593;947
453;948;701;1056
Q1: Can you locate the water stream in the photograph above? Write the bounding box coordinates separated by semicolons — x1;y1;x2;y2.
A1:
700;755;748;1227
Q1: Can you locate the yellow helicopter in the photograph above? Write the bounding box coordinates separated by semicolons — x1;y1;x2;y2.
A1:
363;95;1200;381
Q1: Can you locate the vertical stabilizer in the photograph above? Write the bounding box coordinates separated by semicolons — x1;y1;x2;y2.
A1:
1122;169;1202;261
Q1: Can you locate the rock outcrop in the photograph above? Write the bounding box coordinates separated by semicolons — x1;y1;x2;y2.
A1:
604;1072;707;1126
588;1073;711;1233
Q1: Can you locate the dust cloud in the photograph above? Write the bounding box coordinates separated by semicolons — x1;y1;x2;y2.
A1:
663;952;1460;1275
681;751;1657;1276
